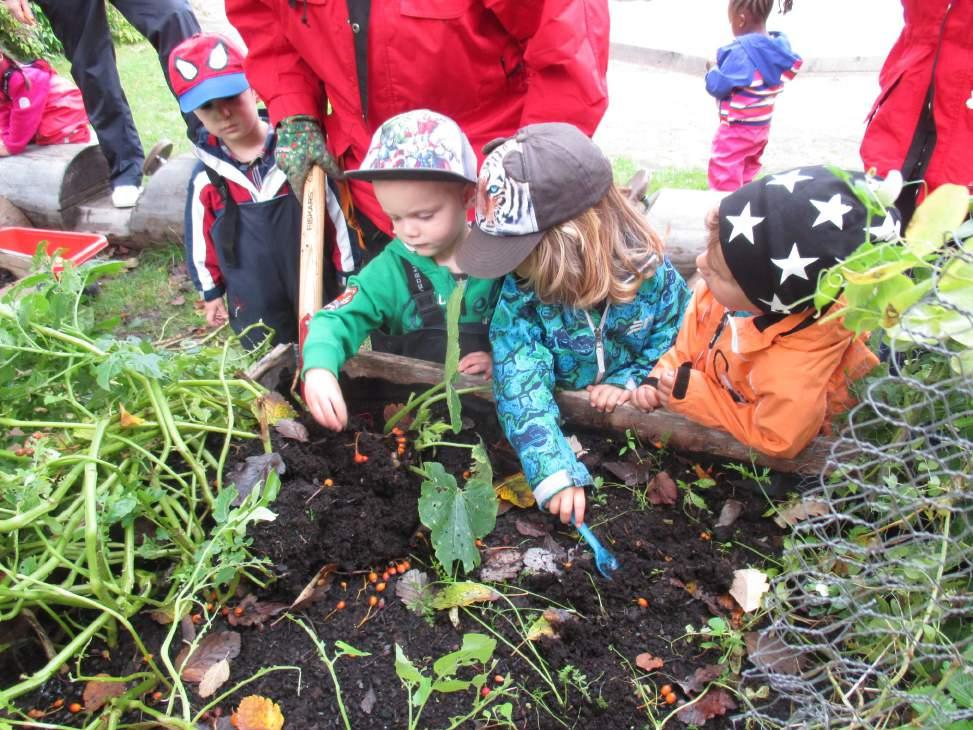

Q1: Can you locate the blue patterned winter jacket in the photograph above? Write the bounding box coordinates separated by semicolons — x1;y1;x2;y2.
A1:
491;257;690;508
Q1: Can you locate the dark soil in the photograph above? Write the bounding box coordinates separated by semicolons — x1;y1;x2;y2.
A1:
4;377;786;729
0;267;16;287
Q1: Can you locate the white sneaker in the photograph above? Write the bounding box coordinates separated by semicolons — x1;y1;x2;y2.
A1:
112;185;142;208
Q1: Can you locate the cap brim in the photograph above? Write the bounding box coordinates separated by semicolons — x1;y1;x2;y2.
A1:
178;73;250;113
344;168;476;184
455;224;544;280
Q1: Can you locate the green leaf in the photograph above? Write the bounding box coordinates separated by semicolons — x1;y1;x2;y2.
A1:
335;640;370;658
432;633;496;677
418;462;498;573
431;677;473;693
394;644;423;684
444;282;465;433
429;582;500;611
213;486;237;524
105;495;137;525
905;184;971;257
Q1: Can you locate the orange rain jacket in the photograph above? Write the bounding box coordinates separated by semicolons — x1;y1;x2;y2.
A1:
650;282;878;459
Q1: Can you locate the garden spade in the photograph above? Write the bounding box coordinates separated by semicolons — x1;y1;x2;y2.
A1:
297;165;326;377
575;521;620;580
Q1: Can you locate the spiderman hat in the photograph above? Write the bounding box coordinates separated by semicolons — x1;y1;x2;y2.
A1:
168;33;249;113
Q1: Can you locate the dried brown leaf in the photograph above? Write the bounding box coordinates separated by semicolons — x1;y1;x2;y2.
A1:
773;498;830;527
635;653;664;671
231;695;284;730
479;549;523;582
677;663;724;696
174;631;241;683
715;499;744;528
360;686;377;715
197;658;230;698
745;630;804;675
526;608;577;641
395;569;431;614
603;460;651;487
382;403;414;429
290;563;337;611
676;687;737;724
669;577;724;616
273;418;309;442
118;403;144;428
646;471;678;506
227;594;289;628
514;519;549;538
169;295;186;307
494;472;535;508
83;674;126;712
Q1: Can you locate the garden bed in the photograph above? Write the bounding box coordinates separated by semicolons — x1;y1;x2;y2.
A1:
5;373;786;729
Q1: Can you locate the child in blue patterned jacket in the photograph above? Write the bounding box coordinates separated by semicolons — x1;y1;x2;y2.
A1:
456;123;690;526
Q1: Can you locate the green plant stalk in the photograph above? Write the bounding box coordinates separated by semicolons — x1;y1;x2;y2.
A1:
294;618;355;730
82;419;114;612
0;610;112;706
384;381;447;433
192;665;302;723
0;461;85;532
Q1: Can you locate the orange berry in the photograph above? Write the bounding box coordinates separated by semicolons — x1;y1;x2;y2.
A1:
462;471;471;479
68;702;82;713
700;531;712;541
375;582;386;592
368;595;379;607
563;561;573;570
336;600;346;610
28;709;45;719
151;691;163;701
636;597;649;609
368;571;378;583
233;606;244;617
324;478;334;487
191;613;202;624
205;602;214;612
382;570;391;581
221;607;230;617
32;431;44;439
52;698;64;709
475;539;485;547
660;684;672;696
664;692;677;705
480;686;490;698
494;674;505;684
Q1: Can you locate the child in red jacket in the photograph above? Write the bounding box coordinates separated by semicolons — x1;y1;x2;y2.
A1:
0;46;90;156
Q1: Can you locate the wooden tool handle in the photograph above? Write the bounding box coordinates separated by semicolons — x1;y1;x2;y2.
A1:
297;165;326;348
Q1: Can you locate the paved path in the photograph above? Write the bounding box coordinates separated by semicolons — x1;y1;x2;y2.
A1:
193;0;903;176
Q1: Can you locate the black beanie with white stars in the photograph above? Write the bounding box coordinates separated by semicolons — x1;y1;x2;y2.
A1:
718;166;901;316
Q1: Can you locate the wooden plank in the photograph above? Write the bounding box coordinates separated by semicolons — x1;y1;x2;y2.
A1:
0;249;32;278
341;350;836;474
127;155;198;247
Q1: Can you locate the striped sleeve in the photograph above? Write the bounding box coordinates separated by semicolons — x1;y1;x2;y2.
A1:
183;165;225;301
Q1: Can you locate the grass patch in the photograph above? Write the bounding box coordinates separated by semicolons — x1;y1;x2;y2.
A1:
50;41;192;157
89;244;203;340
612;157;708;192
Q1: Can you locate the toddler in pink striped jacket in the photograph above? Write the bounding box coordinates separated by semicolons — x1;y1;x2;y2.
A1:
705;0;802;191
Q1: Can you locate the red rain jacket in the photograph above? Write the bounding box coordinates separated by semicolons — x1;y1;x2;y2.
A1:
860;0;973;196
225;0;610;232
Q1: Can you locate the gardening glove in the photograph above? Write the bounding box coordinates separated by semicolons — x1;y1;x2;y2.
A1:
275;115;344;197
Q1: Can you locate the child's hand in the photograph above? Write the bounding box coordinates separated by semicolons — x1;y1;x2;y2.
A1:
631;384;662;412
547;486;587;526
2;0;35;25
586;383;630;413
203;298;228;327
705;60;714;72
304;368;348;431
0;141;9;157
458;351;492;379
654;369;676;408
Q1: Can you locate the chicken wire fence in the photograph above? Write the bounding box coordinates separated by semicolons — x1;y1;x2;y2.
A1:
738;250;973;729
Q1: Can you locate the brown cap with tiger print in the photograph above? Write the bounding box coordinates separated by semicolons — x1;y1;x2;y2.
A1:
456;122;613;280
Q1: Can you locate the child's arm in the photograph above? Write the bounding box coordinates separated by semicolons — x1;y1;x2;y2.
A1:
0;67;50;154
704;45;754;100
491;278;591;525
184;166;227;311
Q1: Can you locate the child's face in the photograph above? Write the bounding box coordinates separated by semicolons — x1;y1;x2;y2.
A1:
193;89;260;143
697;237;758;313
373;179;473;262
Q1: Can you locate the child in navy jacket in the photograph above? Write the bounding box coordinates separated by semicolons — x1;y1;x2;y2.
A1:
705;0;801;191
172;33;360;348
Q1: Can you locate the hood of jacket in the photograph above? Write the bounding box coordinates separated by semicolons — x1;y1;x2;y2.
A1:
736;31;801;86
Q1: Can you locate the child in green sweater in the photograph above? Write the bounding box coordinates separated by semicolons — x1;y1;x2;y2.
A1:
302;109;499;431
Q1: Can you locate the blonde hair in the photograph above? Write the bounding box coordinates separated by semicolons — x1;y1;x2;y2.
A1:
516;187;665;309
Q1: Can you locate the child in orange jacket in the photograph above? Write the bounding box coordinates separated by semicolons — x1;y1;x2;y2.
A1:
632;166;900;458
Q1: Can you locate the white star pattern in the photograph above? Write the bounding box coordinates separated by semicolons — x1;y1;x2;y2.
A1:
725;202;764;245
771;243;819;285
810;193;853;229
767;169;813;193
758;294;792;314
866;213;901;241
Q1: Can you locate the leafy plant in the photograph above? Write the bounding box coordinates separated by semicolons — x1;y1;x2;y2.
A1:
293;618;369;730
677;474;716;514
416;443;498;574
395;632;513;730
685;617;745;674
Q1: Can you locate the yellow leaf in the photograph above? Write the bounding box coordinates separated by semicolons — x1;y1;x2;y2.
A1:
231;695;284;730
118;404;144;428
904;184;971;257
692;464;710;481
251;393;297;428
494;472;535;509
429;581;500;610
